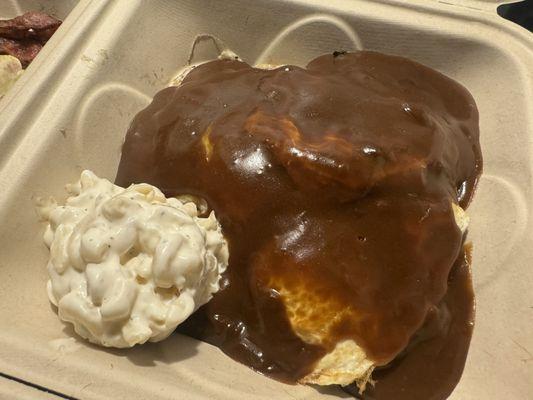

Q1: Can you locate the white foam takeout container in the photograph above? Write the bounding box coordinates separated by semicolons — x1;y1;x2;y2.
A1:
0;0;532;399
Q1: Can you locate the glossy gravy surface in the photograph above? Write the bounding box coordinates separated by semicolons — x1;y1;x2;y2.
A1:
116;51;481;398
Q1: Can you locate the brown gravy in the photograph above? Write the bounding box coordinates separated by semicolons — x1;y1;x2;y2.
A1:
116;51;481;398
343;248;475;399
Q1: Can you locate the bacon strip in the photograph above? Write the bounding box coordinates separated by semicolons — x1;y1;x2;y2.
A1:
0;12;61;67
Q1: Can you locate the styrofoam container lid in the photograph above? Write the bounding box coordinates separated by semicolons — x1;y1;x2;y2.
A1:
0;0;531;399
